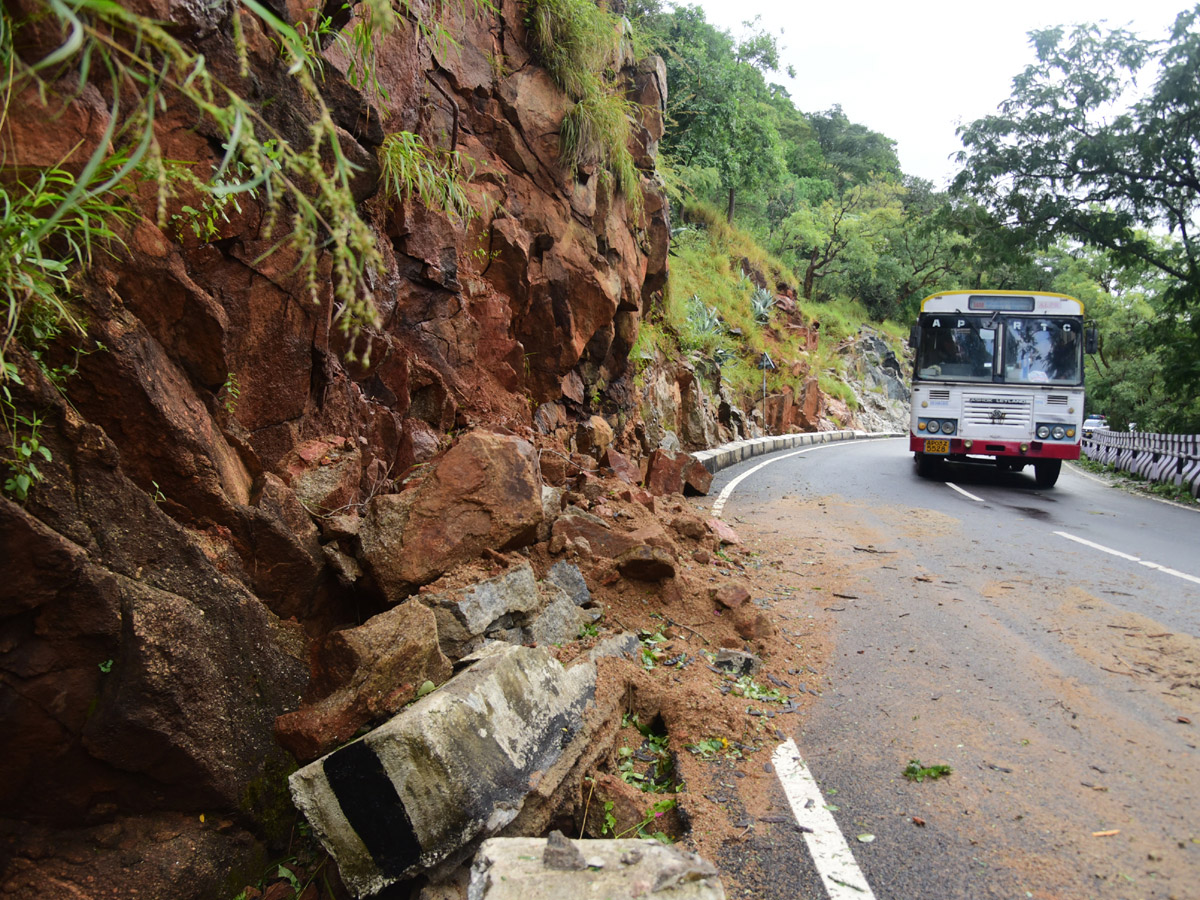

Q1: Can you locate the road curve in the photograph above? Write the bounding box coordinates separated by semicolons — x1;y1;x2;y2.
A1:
696;438;1199;900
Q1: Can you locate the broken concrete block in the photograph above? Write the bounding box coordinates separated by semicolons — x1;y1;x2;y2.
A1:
289;644;597;897
467;837;724;900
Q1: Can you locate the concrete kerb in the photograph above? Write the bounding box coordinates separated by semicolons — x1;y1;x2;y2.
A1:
692;430;905;475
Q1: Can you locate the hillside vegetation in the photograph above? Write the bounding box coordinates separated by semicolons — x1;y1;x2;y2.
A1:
637;1;1200;433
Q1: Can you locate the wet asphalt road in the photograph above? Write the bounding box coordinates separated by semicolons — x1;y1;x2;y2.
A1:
698;438;1200;900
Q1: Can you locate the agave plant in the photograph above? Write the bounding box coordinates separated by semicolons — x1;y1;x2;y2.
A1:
751;287;777;325
687;294;723;338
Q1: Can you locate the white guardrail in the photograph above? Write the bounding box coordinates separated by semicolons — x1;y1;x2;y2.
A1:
1081;430;1200;498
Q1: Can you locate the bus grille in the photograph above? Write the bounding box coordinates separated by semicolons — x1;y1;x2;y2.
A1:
963;396;1033;429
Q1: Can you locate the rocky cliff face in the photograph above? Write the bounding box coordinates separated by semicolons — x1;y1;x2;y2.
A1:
0;0;668;895
0;2;905;896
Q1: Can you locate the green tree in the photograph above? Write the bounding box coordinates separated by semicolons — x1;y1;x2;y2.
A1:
779;179;903;300
644;4;786;221
953;6;1200;393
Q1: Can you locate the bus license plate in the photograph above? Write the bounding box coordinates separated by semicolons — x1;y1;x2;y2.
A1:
924;439;950;454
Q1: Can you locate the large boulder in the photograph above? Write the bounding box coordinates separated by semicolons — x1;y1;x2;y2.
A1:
644;449;713;496
273;601;453;762
289;645;597;896
359;431;544;599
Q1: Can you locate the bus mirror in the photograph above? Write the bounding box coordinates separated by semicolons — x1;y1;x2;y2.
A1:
1085;325;1098;354
909;324;919;349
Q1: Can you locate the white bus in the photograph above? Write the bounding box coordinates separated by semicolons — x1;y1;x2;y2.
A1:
909;291;1097;488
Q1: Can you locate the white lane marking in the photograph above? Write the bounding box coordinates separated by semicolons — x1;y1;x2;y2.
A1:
945;481;985;503
711;447;819;518
773;739;877;900
1055;531;1200;585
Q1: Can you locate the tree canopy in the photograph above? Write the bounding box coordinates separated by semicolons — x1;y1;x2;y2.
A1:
954;7;1200;312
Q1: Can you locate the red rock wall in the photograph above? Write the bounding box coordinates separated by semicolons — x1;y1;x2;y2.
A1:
0;1;667;894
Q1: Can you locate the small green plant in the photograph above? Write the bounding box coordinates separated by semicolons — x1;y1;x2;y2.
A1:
685;737;743;760
751;286;777;325
525;0;645;214
613;797;676;841
617;713;676;794
638;629;668;670
903;759;952;782
150;481;166;504
98;659;114;673
730;675;786;703
577;621;600;639
600;798;617;835
220;372;242;415
1;369;52;502
378;131;480;224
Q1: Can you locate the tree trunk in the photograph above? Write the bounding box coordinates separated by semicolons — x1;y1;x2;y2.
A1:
803;249;818;299
726;186;735;223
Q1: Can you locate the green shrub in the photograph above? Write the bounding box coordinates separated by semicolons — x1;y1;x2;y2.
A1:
526;0;644;213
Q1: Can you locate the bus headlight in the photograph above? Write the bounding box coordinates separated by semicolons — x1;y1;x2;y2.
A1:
1051;425;1066;440
927;420;941;434
1036;425;1051;439
940;420;956;436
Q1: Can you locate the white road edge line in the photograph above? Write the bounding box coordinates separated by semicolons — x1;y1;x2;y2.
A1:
1054;531;1200;586
945;481;985;503
711;447;820;518
710;438;905;517
773;739;877;900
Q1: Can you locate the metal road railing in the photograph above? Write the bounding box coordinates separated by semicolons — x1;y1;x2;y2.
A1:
1081;429;1200;498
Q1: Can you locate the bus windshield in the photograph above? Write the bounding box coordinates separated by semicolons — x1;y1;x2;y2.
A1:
916;316;996;382
916;314;1083;386
1003;318;1081;385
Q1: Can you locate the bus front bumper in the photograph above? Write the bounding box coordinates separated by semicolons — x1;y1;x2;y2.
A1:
910;435;1081;461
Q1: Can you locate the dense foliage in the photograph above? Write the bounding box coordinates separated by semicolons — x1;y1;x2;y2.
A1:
639;1;1200;433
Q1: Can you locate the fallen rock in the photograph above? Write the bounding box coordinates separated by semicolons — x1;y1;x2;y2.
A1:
282;436;362;515
710;584;750;610
615;545;676;581
273;602;452;762
589;632;641;662
538;486;565;541
602;448;640;484
671;515;707;541
705;518;741;546
468;837;724;900
359;431;543;598
551;512;637;560
713;649;761;677
732;607;775;643
644;449;712;496
576;415;615;458
546;560;591;607
289;645;596;897
526;588;592;647
542;830;587;871
423;563;544;657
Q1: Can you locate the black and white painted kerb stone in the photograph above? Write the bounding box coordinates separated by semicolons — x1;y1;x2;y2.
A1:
288;643;597;897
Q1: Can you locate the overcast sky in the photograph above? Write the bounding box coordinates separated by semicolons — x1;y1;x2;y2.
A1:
695;0;1193;187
